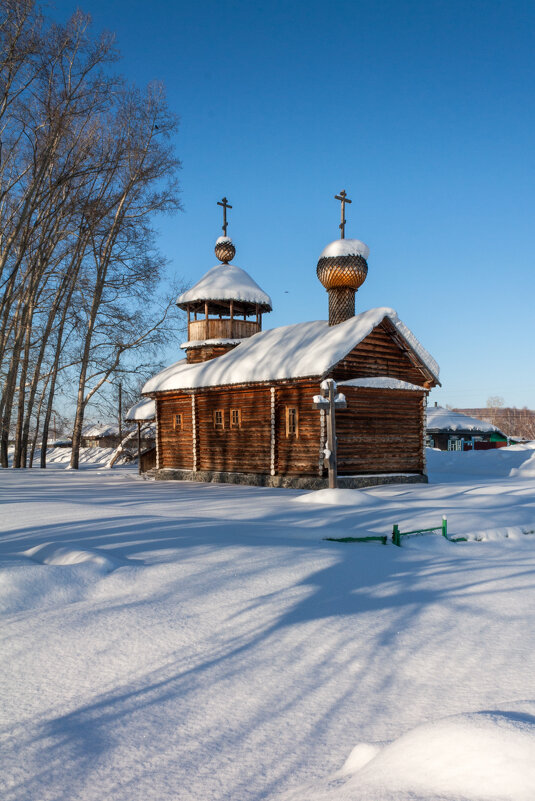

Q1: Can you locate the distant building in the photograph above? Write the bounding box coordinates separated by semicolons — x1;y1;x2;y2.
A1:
81;423;128;449
454;407;535;441
426;404;508;451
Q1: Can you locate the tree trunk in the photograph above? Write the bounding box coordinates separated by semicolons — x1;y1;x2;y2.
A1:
13;300;33;467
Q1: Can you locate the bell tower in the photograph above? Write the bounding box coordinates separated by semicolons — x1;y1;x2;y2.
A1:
176;198;272;362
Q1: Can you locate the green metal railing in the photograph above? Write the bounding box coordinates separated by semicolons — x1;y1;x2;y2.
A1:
392;516;467;546
324;535;387;545
323;516;467;547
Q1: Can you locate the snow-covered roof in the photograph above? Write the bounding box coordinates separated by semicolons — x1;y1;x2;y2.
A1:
143;308;439;394
82;423;132;437
319;238;370;260
339;377;426;391
176;264;272;309
125;397;156;421
426;406;503;433
179;338;243;350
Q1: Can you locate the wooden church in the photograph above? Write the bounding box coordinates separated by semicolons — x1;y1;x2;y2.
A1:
142;194;440;488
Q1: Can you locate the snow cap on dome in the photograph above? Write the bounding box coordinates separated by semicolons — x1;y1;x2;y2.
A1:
320;238;370;261
216;236;232;245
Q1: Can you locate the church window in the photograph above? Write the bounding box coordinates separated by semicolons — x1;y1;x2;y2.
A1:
213;409;224;430
230;409;241;429
173;413;182;430
286;407;298;437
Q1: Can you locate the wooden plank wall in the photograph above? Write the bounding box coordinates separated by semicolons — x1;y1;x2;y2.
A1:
156;381;426;476
187;344;237;364
157;382;323;476
336;387;425;474
157;395;194;469
196;387;272;473
276;382;322;475
331;323;428;386
140;446;157;473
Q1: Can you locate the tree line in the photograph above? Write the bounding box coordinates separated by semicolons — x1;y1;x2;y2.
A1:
0;0;181;469
452;398;535;441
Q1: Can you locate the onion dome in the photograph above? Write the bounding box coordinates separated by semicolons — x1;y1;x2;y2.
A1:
214;235;236;264
317;238;369;326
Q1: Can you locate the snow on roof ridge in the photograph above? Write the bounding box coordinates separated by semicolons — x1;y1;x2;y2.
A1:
390;314;440;381
180;338;244;349
143;308;440;394
339;377;426;391
176;263;272;308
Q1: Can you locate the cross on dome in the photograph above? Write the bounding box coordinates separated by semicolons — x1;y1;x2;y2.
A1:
334;189;352;239
217;196;232;237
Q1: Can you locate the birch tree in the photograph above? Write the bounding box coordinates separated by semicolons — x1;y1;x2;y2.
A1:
0;2;182;468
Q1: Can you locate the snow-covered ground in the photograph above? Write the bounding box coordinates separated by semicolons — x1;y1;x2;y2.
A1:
1;446;535;801
7;445;133;468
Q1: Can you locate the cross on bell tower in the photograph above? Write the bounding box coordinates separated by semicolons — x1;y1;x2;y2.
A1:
217;196;232;237
334;190;352;239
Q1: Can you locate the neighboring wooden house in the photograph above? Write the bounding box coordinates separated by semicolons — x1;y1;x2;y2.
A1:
81;424;127;449
142;201;440;488
454;407;535;442
426;404;508;451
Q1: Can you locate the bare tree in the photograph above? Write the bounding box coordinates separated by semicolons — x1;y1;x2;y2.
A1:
0;3;182;469
69;83;180;468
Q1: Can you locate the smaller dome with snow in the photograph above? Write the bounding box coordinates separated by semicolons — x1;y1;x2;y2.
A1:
214;236;235;264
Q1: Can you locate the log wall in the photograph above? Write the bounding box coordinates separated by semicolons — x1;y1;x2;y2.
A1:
156;382;323;476
140;446;156;473
275;382;322;475
157;395;194;469
156;381;426;477
336;387;425;474
331;323;429;386
195;387;272;473
187;344;238;364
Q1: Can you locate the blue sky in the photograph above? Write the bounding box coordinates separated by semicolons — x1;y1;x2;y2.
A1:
51;0;535;407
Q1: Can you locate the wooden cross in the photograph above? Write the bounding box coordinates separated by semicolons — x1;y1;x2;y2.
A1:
217;197;232;237
312;379;347;489
334;190;352;239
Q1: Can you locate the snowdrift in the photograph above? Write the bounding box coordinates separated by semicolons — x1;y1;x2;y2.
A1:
280;707;535;801
7;445;133;468
0;543;132;615
426;443;535;479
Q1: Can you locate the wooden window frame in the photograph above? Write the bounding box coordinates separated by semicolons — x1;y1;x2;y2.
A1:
285;406;299;438
173;413;183;430
230;408;242;429
213;409;224;430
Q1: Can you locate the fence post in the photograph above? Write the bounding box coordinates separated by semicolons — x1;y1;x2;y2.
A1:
392;524;400;547
442;516;448;539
